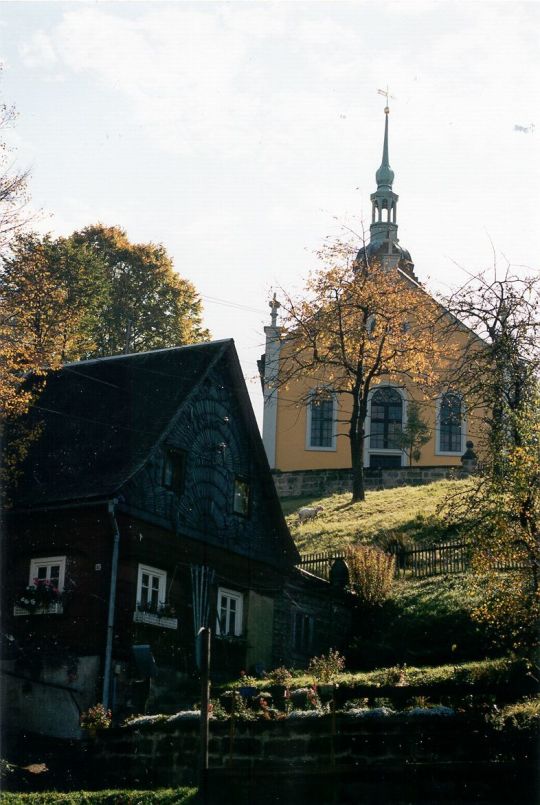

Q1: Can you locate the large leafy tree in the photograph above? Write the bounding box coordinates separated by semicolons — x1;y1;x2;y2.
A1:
276;240;451;502
70;224;210;356
0;83;39;420
1;233;109;371
465;388;540;653
0;224;210;413
442;268;540;459
443;269;540;652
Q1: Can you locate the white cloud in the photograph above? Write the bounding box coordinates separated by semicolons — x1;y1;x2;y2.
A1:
20;30;57;67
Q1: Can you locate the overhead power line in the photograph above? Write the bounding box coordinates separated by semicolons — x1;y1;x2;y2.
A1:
201;295;267;315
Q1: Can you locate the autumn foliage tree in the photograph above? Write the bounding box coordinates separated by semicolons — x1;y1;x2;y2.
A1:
0;85;37;420
466;387;540;652
0;224;211;417
443;268;540;652
442;267;540;459
1;233;109;369
0;82;30;253
70;224;210;356
277;240;451;501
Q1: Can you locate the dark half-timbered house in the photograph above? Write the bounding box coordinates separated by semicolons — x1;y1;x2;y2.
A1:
2;340;351;739
2;340;346;737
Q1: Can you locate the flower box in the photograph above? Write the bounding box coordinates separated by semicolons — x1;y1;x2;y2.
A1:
133;611;178;629
13;603;64;616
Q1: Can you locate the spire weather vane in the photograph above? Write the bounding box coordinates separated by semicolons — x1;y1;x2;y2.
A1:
377;86;395;113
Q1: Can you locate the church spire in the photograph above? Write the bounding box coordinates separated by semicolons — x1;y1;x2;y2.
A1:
364;100;417;279
370;105;399;255
375;106;395;191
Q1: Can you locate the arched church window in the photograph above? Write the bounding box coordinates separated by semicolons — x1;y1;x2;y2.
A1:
439;392;463;452
370;388;403;449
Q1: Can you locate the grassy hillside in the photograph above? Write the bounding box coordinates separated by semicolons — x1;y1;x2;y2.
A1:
348;573;496;668
283;478;473;553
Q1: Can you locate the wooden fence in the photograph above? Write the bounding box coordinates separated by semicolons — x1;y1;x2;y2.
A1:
389;541;471;578
297;543;527;582
297;542;471;581
297;551;344;582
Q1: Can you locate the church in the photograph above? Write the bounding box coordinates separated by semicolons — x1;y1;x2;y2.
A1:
259;106;483;488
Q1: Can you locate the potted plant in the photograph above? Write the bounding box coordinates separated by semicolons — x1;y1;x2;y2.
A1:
133;600;178;629
238;670;259;698
15;579;62;615
308;649;346;702
266;666;293;710
80;703;112;737
289;687;320;710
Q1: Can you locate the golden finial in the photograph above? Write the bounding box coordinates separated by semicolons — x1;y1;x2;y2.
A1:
377;85;395;114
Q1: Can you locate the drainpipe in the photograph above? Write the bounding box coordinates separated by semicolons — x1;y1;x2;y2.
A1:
102;499;120;709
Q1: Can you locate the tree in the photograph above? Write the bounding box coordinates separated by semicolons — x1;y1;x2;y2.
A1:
0;233;109;370
0;77;30;252
70;224;210;356
442;267;540;460
276;239;451;502
0;82;39;421
442;268;540;652
466;388;540;653
397;400;431;465
0;225;210;409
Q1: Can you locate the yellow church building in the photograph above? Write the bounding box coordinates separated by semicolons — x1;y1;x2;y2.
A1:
259;107;482;490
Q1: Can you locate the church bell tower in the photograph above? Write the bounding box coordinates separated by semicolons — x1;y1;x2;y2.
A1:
363;104;417;280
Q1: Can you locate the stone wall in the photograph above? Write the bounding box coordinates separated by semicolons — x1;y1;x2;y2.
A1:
88;711;532;790
272;465;466;498
0;656;99;740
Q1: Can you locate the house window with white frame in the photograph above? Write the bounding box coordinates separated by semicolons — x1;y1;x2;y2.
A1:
438;392;463;453
216;587;243;637
307;391;335;449
370;387;403;449
30;556;66;592
137;564;167;613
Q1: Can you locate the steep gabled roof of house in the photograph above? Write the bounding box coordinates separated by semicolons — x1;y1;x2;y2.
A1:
9;338;299;565
11;340;231;507
11;339;287;505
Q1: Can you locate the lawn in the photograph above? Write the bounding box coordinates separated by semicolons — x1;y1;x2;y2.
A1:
283;478;474;552
347;573;495;668
0;790;197;804
266;655;528;692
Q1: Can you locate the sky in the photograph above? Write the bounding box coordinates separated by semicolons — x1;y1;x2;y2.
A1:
1;0;539;426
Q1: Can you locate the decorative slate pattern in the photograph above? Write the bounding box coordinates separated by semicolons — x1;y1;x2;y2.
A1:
12;341;230;506
10;340;298;567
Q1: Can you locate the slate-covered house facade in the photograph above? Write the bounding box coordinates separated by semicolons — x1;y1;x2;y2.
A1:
2;340;350;739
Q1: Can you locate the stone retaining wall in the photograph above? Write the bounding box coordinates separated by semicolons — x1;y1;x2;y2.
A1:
89;711;532;789
272;465;466;498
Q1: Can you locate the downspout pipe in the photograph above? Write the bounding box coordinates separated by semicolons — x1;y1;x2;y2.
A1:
102;499;120;710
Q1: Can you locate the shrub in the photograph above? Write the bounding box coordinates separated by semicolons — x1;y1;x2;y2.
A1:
346;545;395;605
490;697;540;731
266;666;293;686
308;649;346;682
80;703;112;730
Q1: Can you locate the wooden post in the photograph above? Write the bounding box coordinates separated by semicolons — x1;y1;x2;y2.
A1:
228;691;236;767
198;627;211;788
